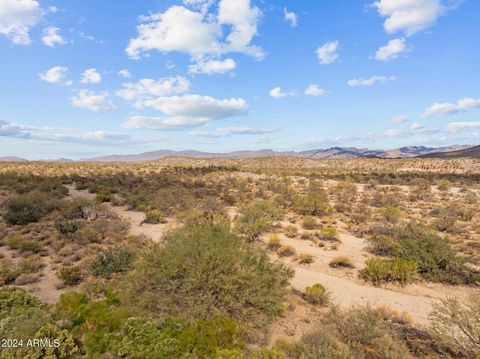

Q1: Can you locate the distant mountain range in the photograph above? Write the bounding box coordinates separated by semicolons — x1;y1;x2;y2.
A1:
0;145;477;163
419;144;480;159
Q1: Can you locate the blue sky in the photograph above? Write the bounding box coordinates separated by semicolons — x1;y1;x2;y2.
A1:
0;0;479;159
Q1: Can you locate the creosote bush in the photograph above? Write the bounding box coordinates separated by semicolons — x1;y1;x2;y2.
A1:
58;266;82;286
304;283;329;305
90;247;135;278
361;257;417;285
118;222;293;327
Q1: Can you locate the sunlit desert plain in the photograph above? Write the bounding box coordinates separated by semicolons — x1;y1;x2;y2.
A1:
0;157;479;358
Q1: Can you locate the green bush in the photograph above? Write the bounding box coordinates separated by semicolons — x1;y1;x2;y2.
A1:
117;317;183;359
3;191;59;225
393;222;478;284
267;234;281;250
319;227;338;241
55;218;82;237
179;317;245;358
292;192;330;216
304;283;329;305
96;192;112;203
369;234;401;256
361;257;417;285
144;209;166;224
119;222;293;327
91;247;135;278
58;266;82;286
0;287;42;320
296;328;352;359
235;200;283;241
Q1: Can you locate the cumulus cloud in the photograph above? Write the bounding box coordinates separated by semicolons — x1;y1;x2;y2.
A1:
126;0;263;61
372;0;448;36
391;114;408;123
304;85;327;97
316;41;339;65
347;75;396;87
189;58;236;74
116;76;190;102
41;27;66;47
71;90;116;112
410;122;424;130
192;126;277;138
269;87;297;99
385;129;400;137
446;121;480;132
118;69;132;78
422;97;480;117
375;38;410;61
0;0;44;45
122;94;249;130
283;8;298;28
39;66;68;84
80;68;102;84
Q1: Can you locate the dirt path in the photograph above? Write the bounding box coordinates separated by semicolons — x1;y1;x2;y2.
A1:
270;228;478;325
66;185;174;242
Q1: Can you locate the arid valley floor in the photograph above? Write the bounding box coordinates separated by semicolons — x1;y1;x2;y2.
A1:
1;157;479;358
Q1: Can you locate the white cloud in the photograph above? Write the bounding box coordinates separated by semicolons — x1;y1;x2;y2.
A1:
385;129;400;137
192;126;276;138
316;41;339;65
446;121;480;132
41;27;66;47
80;68;102;84
375;38;410;61
391;114;408;123
347;75;396;87
372;0;447;36
422;97;480;117
71;90;116;112
269;87;297;99
117;76;190;102
410;122;424;130
283;8;298;28
118;69;131;78
0;0;43;45
126;0;263;60
189;58;236;74
39;66;68;84
123;94;249;130
304;85;327;97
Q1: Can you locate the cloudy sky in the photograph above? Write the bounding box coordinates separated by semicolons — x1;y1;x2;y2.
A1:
1;0;479;159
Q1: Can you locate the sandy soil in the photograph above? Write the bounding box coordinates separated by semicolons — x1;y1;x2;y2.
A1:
67;185;175;242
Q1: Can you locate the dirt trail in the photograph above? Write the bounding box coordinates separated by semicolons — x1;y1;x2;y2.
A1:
273;228;478;325
67;185;173;242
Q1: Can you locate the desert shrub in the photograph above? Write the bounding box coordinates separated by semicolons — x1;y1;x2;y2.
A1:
55;218;82;238
143;209;166;224
0;266;20;285
297;253;315;264
319;226;338;241
235;200;283;241
304;283;329;305
302;217;317;230
117;317;184;359
277;244;296;257
91;247;135;278
58;266;82;285
119;222;293;327
296;328;352;359
429;296;480;357
18;239;43;253
329;256;354;268
18;255;43;273
369;234;401;256
96;192;112;203
292;192;330;216
284;224;298;238
0;287;42;320
267;234;281;250
379;206;402;224
24;323;79;359
361;257;417;285
3;191;59;225
437;179;451;192
393;222;478;284
179;317;245;358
